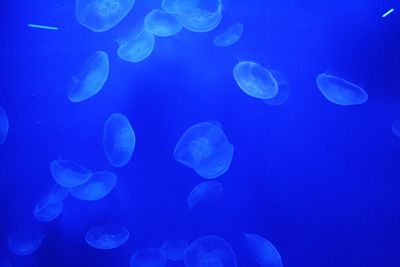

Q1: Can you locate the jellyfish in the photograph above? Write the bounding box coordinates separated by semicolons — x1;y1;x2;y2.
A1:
174;122;234;179
213;23;244;47
75;0;135;32
117;29;155;63
103;113;136;167
47;184;70;202
243;233;283;267
50;159;92;188
0;106;9;146
161;0;178;14
187;181;223;209
86;225;130;249
392;119;400;138
68;51;109;103
263;73;290;106
144;10;182;37
160;240;188;262
33;196;63;222
8;230;45;256
0;257;11;267
316;73;368;105
184;235;237;267
71;171;117;201
130;248;167;267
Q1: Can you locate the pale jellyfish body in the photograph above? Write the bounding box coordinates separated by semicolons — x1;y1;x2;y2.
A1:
187;181;223;208
71;171;117;201
33;197;63;222
213;23;244;47
244;233;283;267
0;106;9;146
117;30;155;63
86;225;130;249
130;248;167;267
144;10;182;37
161;0;178;13
8;230;45;256
50;159;92;188
160;240;188;261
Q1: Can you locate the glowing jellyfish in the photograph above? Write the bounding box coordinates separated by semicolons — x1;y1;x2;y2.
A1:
316;74;368;106
0;257;11;267
50;159;92;188
117;29;155;63
33;196;63;222
86;225;130;249
8;230;45;256
243;233;283;267
174;122;234;179
392;119;400;138
75;0;135;32
71;171;117;201
144;10;182;37
264;74;290;106
184;235;237;267
130;248;167;267
160;240;188;262
213;23;244;47
68;51;109;103
103;113;136;167
0;106;9;146
233;61;279;100
187;181;223;209
161;0;178;13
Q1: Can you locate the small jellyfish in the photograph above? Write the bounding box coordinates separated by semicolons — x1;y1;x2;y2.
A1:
0;257;11;267
144;10;182;37
33;196;63;222
50;159;92;188
75;0;135;32
160;240;188;262
392;119;400;138
184;235;237;267
130;248;167;267
243;233;283;267
8;230;45;256
0;106;9;146
103;113;136;167
117;29;155;63
161;0;178;14
71;171;117;201
69;51;109;103
86;225;130;249
233;61;279;100
187;181;223;209
174;122;234;179
213;23;244;47
316;73;368;106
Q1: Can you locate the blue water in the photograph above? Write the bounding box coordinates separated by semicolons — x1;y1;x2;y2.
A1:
1;0;400;266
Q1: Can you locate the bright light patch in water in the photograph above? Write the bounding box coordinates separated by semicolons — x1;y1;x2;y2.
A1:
28;24;59;30
382;8;394;18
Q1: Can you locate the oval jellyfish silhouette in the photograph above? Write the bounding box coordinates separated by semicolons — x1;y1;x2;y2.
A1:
233;61;279;100
174;122;234;179
392;119;400;138
50;159;92;188
103;113;136;167
71;171;117;201
144;10;182;37
0;257;11;267
184;235;237;267
130;248;167;267
187;181;223;209
8;230;45;256
243;233;283;267
316;74;368;106
0;106;9;146
213;23;244;47
33;196;63;222
76;0;135;32
69;51;109;103
161;0;178;13
160;240;188;262
86;225;130;249
117;29;155;63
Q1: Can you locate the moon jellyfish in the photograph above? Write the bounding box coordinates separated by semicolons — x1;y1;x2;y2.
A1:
50;159;92;188
130;248;167;267
144;10;182;37
213;23;244;47
86;225;130;249
75;0;135;32
117;29;155;63
69;51;109;103
161;0;178;13
243;233;283;267
160;240;188;261
264;73;290;106
33;196;63;222
8;230;45;256
0;106;9;146
392;119;400;138
71;171;117;201
103;113;136;167
316;74;368;106
0;257;11;267
184;235;237;267
187;181;223;209
174;122;234;179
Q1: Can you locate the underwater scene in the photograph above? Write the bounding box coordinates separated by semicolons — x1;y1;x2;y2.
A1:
0;0;400;266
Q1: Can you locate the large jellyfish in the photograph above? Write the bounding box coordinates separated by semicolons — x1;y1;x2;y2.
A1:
33;196;63;222
117;29;155;63
174;122;234;179
103;113;136;167
184;235;237;267
144;10;182;37
68;51;109;103
71;171;117;201
213;23;244;47
8;230;45;256
316;73;368;105
161;0;178;13
75;0;135;32
187;181;223;209
243;233;283;267
392;119;400;138
130;248;167;267
50;159;92;188
160;240;188;262
86;225;130;249
0;106;9;146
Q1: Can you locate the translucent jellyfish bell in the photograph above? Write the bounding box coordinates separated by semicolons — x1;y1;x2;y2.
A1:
144;10;182;37
117;29;155;63
47;184;70;202
263;72;290;106
71;171;117;201
392;119;400;138
130;248;167;267
316;73;368;106
86;225;130;249
50;159;92;188
161;0;178;13
8;230;45;256
75;0;135;32
33;196;63;222
160;240;188;261
187;181;223;209
213;23;244;47
0;106;9;146
243;233;283;267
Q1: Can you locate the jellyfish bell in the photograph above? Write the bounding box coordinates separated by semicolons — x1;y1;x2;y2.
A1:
85;225;130;249
117;28;155;63
71;171;117;201
243;233;283;267
144;10;183;37
50;159;92;188
130;248;167;267
187;181;223;209
33;196;63;222
8;230;45;256
213;23;244;47
263;71;290;106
